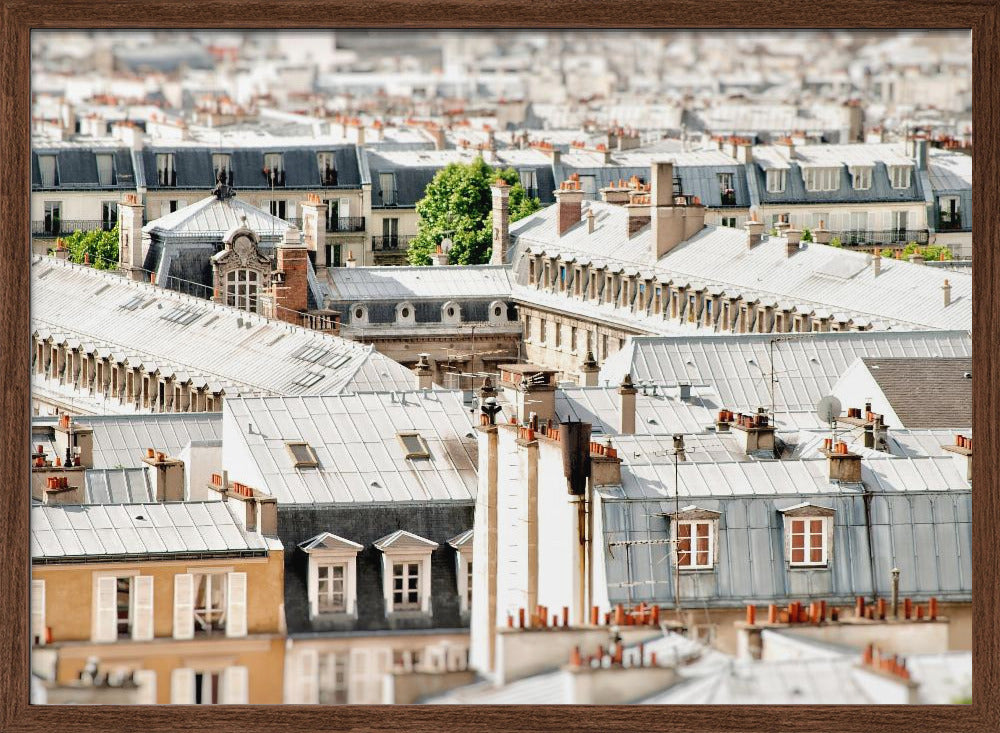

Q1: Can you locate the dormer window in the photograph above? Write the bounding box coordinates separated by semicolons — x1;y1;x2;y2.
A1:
96;154;116;187
849;165;873;190
669;506;721;571
299;533;363;619
448;530;474;616
803;167;840;192
156;153;176;187
212;154;233;185
779;503;835;568
889;164;912;189
374;531;439;615
263;153;285;186
317;152;338;186
39;154;59;187
765;168;786;193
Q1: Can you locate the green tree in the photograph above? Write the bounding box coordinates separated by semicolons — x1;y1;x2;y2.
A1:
828;236;843;248
60;224;120;270
901;241;952;261
407;157;541;266
801;227;813;242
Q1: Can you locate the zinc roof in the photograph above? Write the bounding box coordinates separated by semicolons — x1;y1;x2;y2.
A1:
143;194;291;238
325;265;514;302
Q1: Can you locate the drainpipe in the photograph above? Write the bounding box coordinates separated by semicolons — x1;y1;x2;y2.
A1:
891;567;900;619
863;488;879;608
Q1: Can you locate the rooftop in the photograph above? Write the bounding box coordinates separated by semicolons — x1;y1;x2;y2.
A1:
324;265;514;303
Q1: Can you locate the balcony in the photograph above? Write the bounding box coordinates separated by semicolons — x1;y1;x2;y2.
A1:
719;189;738;207
936;213;967;232
328;216;366;233
372;234;415;251
32;219;115;236
833;229;929;247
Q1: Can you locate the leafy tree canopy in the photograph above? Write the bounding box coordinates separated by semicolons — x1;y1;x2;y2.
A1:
407;157;541;266
59;224;120;270
901;241;952;261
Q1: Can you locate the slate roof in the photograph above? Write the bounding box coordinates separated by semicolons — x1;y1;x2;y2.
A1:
599;332;972;414
859;357;973;428
31;256;416;399
143;194;291;239
223;392;479;505
31;501;278;562
31;147;136;190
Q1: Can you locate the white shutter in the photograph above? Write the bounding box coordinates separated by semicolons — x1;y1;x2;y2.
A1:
134;669;157;705
94;576;117;642
298;649;318;704
132;575;154;641
348;648;368;704
176;199;188;209
31;579;45;644
160;202;171;218
170;668;195;704
225;572;247;638
223;665;249;704
339;197;350;218
172;574;194;640
307;559;318;618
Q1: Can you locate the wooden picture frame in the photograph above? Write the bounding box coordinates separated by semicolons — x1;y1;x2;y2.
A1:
1;2;995;730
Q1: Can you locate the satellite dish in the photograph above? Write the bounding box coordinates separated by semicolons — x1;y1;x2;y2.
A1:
816;395;842;425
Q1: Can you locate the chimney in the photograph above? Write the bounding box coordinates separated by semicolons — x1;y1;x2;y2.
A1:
41;475;85;505
650;161;699;258
625;192;651;237
650;161;674;208
591;438;622;487
744;216;764;249
774;220;791;238
273;227;309;324
118;193;146;282
490;178;511;265
578;351;599;387
561;421;592;496
344;249;356;268
812;220;832;245
943;434;972;481
429;124;446;150
432;244;450;266
414;353;433;390
908;253;924;265
681;196;707;243
732;407;777;457
355;124;365;147
600;181;631;205
300;194;328;267
779;136;795;159
872;249;882;277
555;178;584;236
826;442;863;483
53;415;94;468
736;141;753;164
618;374;637;435
142;451;185;501
785;228;802;257
942;279;952;307
586;208;595;234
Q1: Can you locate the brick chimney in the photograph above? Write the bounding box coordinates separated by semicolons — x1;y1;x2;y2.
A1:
825;442;863;483
785;228;802;257
625;191;651;237
300;194;328;267
490;178;510;265
118;193;146;281
618;374;637;435
745;215;764;249
414;353;434;390
273;227;309;324
578;351;599;387
555;177;584;235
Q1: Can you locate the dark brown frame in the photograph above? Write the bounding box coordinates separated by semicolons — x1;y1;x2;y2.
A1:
1;2;996;730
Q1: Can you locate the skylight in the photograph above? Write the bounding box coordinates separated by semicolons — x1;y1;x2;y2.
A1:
286;441;319;468
161;304;202;326
291;369;326;389
397;432;431;459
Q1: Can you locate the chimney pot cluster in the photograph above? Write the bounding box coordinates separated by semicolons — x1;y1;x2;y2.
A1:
861;644;912;681
46;476;71;491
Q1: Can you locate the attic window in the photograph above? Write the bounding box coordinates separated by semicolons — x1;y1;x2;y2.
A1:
292;343;332;364
397;432;430;459
286;441;319;468
291;369;326;388
161;304;202;326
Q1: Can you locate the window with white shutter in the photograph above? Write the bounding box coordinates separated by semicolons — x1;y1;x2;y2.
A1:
173;574;194;640
93;576;118;642
171;667;195;704
31;579;45;645
132;575;154;641
134;669;157;704
225;572;247;637
222;665;249;704
297;648;319;704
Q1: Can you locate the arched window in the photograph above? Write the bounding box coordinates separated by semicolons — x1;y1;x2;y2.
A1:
226;269;260;312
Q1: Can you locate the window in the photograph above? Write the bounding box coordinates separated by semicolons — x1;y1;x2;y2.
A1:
528;259;536;284
601;334;608;359
891;210;908;234
539;319;547;344
938;196;962;230
195;672;221;704
39;154;59;187
765;168;786;193
381;217;399;248
850;165;872;190
676;521;714;570
570;326;578;352
379;172;397;205
393;563;421;609
96;154;115;186
397;432;430;459
524;314;531;339
554;323;562;349
718;172;736;205
263;153;285;186
579;175;597;199
116;577;132;638
192;573;227;632
225;269;260;312
721;216;737;228
318;152;338;186
519;169;538;198
156;153;176;187
172;667;247;704
811;212;829;229
267;199;287;219
101;201;117;231
317;564;347;612
789;518;828;566
889;165;912;189
287;441;319;467
803;167;840;192
212;154;232;184
43;201;62;234
318;653;349;704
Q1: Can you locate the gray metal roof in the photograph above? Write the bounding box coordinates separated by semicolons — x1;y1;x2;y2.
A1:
324;265;514;302
31;501;276;561
143;194;290;238
84;468;155;504
32;256;416;399
599;331;972;414
224;391;479;505
556;386;717;436
601;456;971;607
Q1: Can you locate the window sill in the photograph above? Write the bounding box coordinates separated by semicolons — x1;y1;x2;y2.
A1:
677;568;716;574
787;564;830;571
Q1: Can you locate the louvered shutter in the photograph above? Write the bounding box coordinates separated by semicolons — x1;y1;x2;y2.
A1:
348;648;368;704
298;649;318;704
31;579;45;645
93;576;117;642
133;669;157;704
172;574;194;640
131;575;154;641
225;572;247;637
170;668;195;704
223;665;249;704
